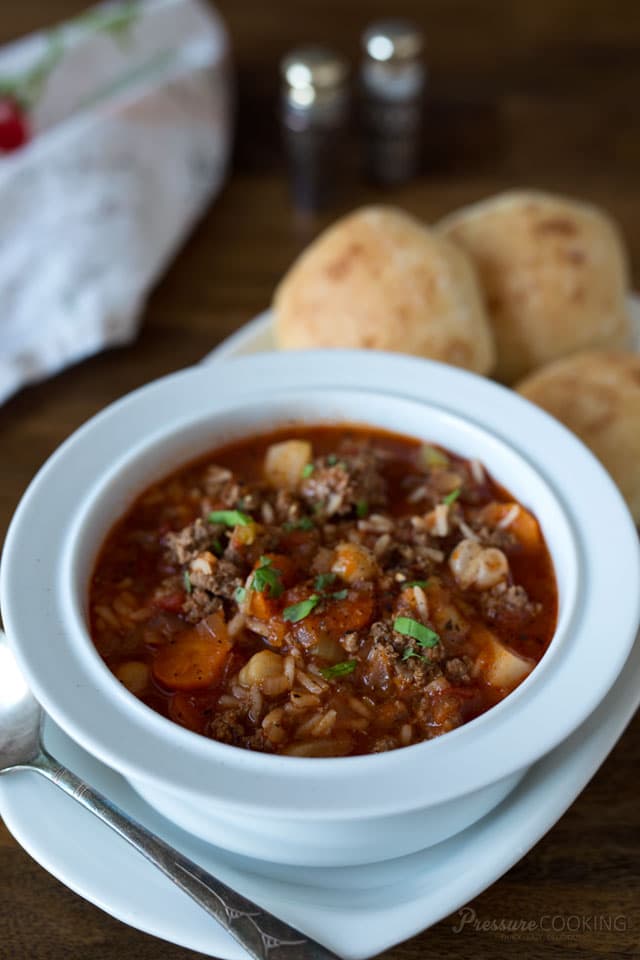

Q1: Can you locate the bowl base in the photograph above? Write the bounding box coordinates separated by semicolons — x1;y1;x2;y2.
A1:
127;769;527;869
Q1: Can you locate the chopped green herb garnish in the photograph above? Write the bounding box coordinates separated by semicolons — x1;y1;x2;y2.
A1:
401;648;424;661
234;586;247;604
356;499;369;518
319;660;357;679
314;572;337;591
306;573;349;602
283;594;320;622
183;570;192;594
283;516;315;532
325;455;348;469
250;556;284;598
443;488;461;506
403;579;429;589
330;588;349;600
393;617;440;648
208;509;253;527
211;537;224;557
301;463;315;478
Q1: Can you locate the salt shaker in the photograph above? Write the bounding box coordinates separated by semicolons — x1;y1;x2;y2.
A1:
280;46;350;212
360;19;426;185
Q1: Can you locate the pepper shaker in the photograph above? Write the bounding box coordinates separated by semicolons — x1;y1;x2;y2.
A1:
360;19;426;185
280;46;350;212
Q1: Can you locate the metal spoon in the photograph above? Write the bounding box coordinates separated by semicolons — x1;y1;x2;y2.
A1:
0;633;340;960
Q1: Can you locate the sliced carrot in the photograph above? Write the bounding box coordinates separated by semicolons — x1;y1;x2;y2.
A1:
292;588;375;645
245;554;297;625
153;613;232;691
476;502;541;549
168;692;207;733
247;590;279;621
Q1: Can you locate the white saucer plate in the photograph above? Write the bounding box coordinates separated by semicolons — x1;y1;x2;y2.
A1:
2;636;639;960
1;298;639;959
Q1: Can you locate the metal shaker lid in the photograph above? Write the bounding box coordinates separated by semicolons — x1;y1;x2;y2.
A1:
362;19;424;63
281;46;349;107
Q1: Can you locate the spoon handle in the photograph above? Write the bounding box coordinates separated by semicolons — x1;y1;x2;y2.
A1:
30;748;341;960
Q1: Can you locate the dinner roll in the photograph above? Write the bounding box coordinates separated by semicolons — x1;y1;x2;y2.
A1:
517;350;640;522
273;205;496;375
438;190;631;383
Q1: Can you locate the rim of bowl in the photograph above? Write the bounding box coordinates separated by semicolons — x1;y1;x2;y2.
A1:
1;350;639;820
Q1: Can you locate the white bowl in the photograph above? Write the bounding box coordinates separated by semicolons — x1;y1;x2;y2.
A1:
2;350;639;867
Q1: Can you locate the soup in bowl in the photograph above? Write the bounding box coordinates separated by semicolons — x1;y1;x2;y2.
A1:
90;423;558;757
1;350;638;867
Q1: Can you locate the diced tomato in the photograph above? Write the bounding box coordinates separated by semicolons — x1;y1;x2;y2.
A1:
153;591;185;613
279;529;316;553
247;590;280;621
259;553;297;587
245;554;297;635
318;589;375;635
446;684;479;700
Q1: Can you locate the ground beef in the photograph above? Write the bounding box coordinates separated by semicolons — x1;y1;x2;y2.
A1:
444;656;473;684
203;465;237;504
244;731;275;753
235;486;266;513
371;736;398;753
369;621;445;686
479;583;541;624
370;516;444;573
189;560;244;600
395;653;442;686
300;451;386;518
402;478;439;509
370;620;394;648
341;631;360;653
273;489;304;524
203;465;233;489
415;682;464;735
206;701;276;752
207;710;245;745
182;589;222;624
203;464;267;514
165;517;223;565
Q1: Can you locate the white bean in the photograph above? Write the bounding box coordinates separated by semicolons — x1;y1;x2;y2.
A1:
238;650;284;687
449;538;508;590
263;440;312;491
331;542;378;583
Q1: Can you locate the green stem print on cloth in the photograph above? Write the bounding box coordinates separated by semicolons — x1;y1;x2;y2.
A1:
0;1;140;152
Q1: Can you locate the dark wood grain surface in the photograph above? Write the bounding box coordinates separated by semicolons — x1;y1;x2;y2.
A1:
1;2;639;958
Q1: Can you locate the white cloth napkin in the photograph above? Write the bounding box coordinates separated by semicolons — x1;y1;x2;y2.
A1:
0;0;232;404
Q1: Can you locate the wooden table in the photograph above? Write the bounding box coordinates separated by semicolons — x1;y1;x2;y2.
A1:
1;1;639;957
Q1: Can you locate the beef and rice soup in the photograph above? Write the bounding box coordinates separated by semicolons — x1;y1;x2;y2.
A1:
89;425;557;757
